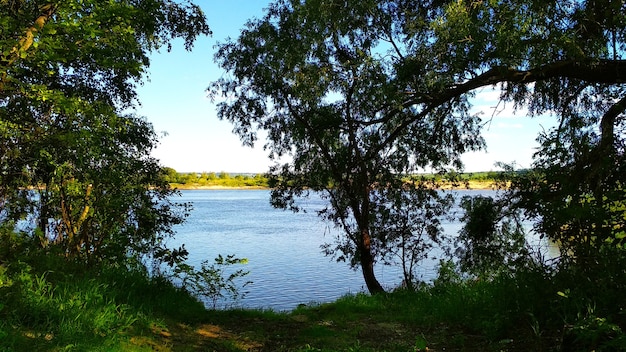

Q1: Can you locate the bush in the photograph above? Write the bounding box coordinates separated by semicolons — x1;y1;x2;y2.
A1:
171;254;252;309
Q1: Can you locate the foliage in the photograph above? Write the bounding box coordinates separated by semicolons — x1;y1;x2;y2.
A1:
0;238;206;351
368;185;455;289
202;0;626;336
419;1;626;342
211;0;485;293
171;254;252;309
166;170;270;188
507;136;626;269
424;0;626;271
211;0;626;295
2;221;625;351
0;0;209;264
564;314;626;351
2;0;623;348
456;194;535;277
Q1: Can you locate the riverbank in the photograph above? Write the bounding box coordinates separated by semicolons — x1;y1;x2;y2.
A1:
171;184;269;190
3;221;622;351
0;259;561;351
170;180;503;191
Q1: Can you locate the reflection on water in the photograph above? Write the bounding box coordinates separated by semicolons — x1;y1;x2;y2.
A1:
166;189;553;311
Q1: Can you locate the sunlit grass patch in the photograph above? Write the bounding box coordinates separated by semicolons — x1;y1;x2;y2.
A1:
0;257;209;351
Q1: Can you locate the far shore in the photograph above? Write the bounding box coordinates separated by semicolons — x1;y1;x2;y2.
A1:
171;184;268;190
170;180;504;191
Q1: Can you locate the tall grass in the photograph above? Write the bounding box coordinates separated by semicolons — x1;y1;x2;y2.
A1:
2;224;625;351
299;259;625;351
0;255;206;351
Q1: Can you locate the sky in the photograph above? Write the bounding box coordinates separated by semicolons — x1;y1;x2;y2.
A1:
135;1;556;174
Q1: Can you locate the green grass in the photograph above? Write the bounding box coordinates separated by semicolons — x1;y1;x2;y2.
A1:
0;256;206;351
2;249;625;351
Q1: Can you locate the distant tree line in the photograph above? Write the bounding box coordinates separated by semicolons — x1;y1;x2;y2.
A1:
414;170;519;183
162;168;270;188
162;168;509;189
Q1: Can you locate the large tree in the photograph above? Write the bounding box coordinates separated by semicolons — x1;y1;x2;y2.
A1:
417;0;626;267
213;0;626;292
0;0;209;263
211;0;484;293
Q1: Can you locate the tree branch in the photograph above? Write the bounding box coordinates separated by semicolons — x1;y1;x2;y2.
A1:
11;4;57;61
1;4;58;92
373;59;626;157
600;94;626;152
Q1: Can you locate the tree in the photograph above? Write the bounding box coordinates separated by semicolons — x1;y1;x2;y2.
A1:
210;0;484;293
212;0;626;292
162;167;180;183
0;0;209;264
403;2;626;345
369;185;455;290
456;194;532;278
418;0;626;268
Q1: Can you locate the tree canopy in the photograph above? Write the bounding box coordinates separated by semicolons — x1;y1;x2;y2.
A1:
0;0;209;263
211;0;486;293
212;0;626;292
425;0;626;266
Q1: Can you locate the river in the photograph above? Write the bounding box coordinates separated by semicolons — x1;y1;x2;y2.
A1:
163;189;537;311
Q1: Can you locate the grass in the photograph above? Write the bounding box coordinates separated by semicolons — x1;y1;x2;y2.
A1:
0;262;550;351
0;253;207;351
2;250;625;351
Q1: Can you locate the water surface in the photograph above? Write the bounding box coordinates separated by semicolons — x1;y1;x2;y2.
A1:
166;189;496;311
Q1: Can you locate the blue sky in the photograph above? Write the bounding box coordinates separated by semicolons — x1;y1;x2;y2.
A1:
136;1;555;173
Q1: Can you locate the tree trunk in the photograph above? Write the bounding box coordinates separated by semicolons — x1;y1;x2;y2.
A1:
37;190;49;248
358;228;385;294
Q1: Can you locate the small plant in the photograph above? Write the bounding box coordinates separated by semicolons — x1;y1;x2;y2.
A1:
564;315;626;351
0;265;12;289
413;334;429;351
174;254;252;309
432;259;462;288
456;195;532;279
